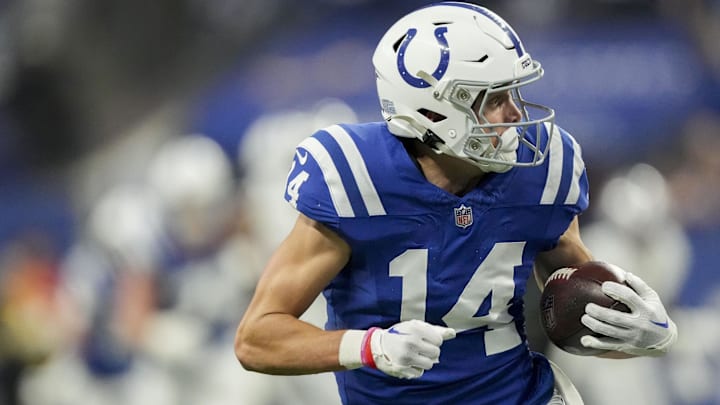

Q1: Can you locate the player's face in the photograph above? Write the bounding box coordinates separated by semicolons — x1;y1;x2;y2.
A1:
472;90;522;146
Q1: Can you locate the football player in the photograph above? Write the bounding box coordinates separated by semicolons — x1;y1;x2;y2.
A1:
234;2;678;404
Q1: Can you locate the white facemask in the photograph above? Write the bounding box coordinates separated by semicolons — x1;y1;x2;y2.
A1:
472;127;520;173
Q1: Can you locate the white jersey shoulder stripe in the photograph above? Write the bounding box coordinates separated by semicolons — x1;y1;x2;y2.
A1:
540;124;564;205
564;134;585;205
324;125;387;216
297;136;355;217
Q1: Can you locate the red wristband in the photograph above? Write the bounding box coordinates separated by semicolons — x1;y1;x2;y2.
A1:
360;327;380;368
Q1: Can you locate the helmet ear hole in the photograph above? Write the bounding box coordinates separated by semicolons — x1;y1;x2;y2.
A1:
392;34;407;53
418;108;447;122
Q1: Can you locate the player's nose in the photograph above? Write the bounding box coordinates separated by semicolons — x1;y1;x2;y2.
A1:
505;100;522;123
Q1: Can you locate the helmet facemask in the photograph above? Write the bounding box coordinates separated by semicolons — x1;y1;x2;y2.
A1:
414;62;555;173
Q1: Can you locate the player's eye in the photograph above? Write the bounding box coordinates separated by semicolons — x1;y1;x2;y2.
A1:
484;94;505;109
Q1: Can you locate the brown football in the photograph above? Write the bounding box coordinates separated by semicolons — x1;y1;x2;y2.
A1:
540;261;630;356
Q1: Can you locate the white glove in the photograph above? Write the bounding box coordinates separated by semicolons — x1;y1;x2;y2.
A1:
580;272;677;357
338;319;456;379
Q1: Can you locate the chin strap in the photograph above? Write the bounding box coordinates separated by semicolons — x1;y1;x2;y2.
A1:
421;131;448;151
386;116;451;153
386;116;424;139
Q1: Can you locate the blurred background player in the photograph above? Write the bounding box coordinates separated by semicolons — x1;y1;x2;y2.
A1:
20;134;265;405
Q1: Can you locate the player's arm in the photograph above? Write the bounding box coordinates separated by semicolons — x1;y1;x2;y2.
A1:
534;215;677;358
533;216;633;358
234;213;351;375
234;213;455;378
533;216;592;290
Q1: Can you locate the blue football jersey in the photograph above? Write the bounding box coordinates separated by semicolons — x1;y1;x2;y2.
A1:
283;122;589;405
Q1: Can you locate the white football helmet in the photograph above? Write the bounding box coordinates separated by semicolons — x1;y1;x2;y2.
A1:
147;135;236;250
373;2;555;172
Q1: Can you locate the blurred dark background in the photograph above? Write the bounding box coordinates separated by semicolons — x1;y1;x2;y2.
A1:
0;1;718;404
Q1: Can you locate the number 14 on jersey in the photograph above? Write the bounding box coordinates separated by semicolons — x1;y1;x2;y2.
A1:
389;241;525;356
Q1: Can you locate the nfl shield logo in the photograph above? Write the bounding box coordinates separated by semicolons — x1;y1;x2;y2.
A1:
454;204;473;229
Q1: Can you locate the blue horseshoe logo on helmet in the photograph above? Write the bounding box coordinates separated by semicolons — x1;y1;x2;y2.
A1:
397;27;450;88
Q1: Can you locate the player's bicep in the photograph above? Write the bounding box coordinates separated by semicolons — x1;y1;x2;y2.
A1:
534;216;593;289
245;213;350;319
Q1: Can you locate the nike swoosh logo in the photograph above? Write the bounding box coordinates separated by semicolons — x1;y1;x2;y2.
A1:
388;327;406;335
295;150;308;165
650;319;669;328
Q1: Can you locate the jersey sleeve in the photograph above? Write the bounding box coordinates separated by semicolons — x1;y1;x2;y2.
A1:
284;135;340;230
283;125;388;233
530;123;590;244
538;124;589;214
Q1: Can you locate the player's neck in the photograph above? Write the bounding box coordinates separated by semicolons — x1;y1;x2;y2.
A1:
403;139;487;196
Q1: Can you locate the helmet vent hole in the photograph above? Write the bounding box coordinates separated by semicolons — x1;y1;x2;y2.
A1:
432;21;452;26
418;109;447;122
392;34;407;52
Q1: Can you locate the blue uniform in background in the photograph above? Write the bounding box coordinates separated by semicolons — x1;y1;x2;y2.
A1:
284;122;588;404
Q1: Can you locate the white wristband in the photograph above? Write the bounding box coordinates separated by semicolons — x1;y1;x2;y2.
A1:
338;329;366;369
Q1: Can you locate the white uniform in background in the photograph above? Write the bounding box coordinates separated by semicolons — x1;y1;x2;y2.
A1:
21;135;263;405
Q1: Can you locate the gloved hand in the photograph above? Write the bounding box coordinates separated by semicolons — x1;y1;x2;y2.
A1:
339;319;456;379
580;272;677;357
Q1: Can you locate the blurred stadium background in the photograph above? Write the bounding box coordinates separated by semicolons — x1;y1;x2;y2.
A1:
0;0;718;404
